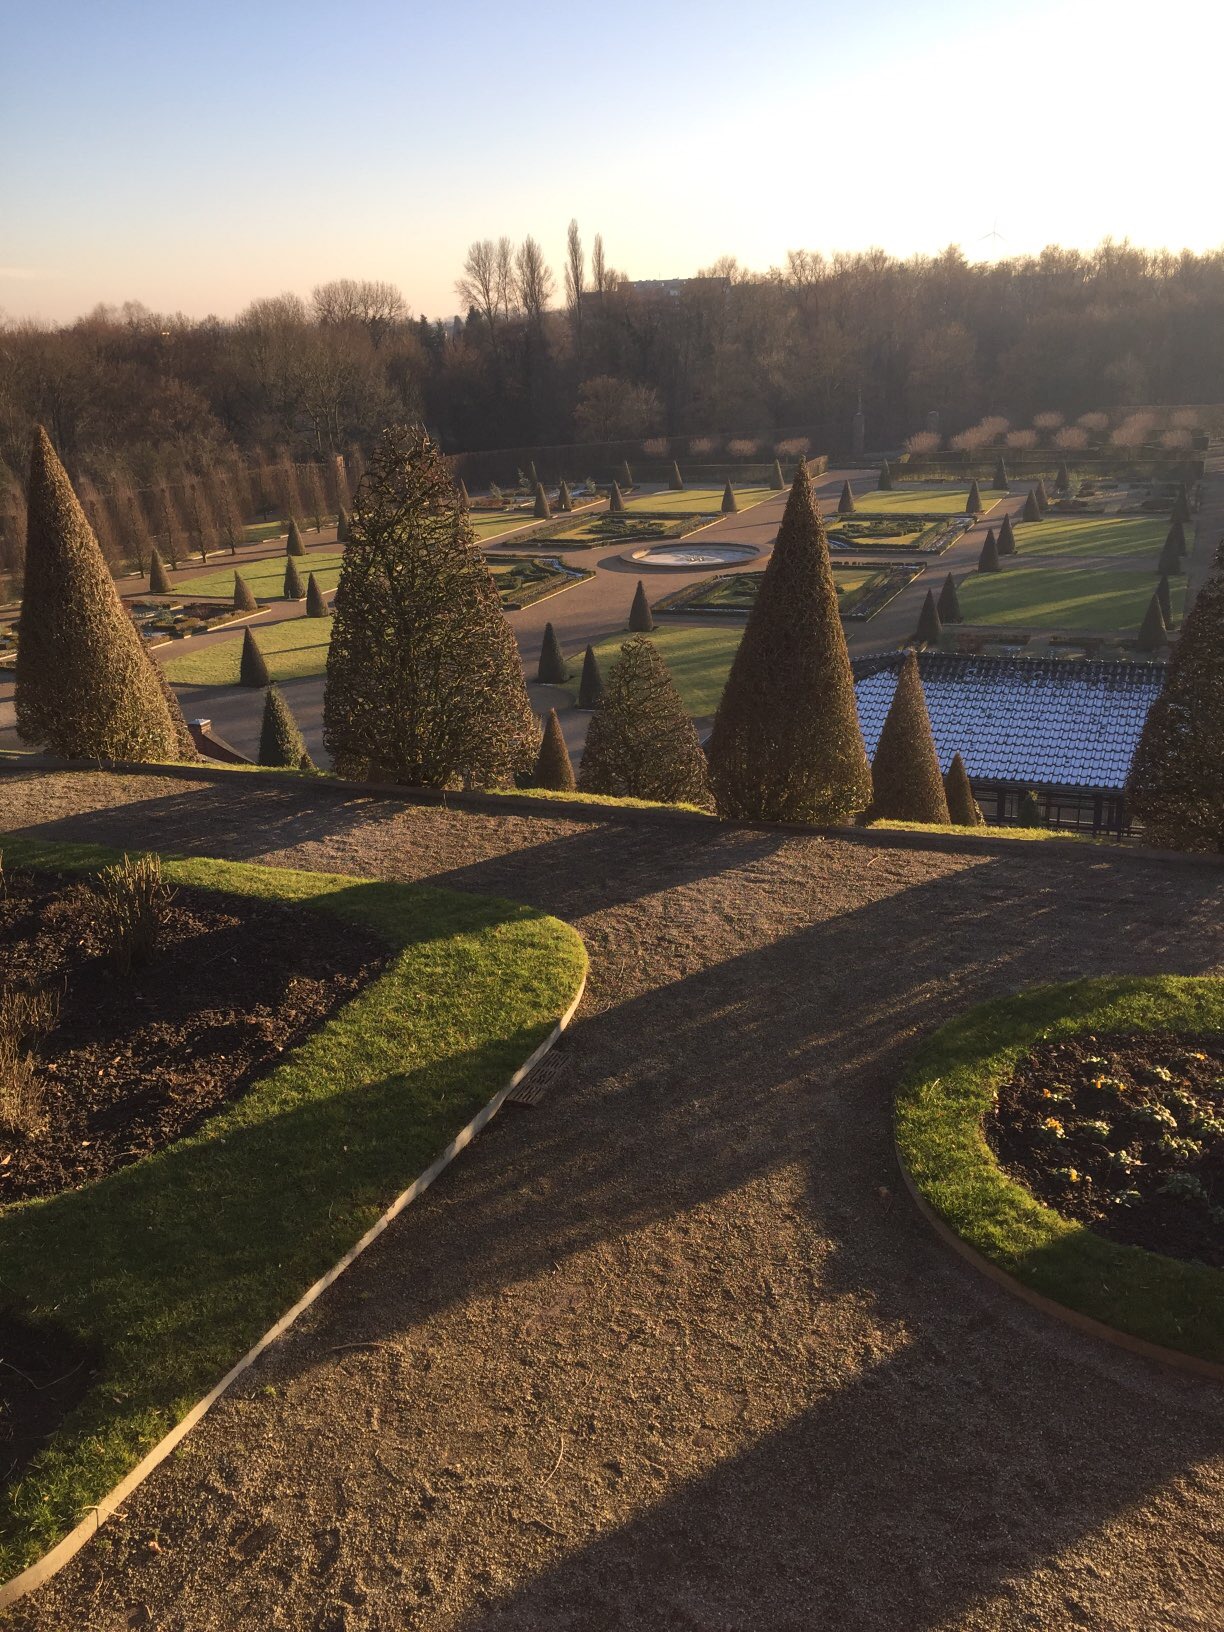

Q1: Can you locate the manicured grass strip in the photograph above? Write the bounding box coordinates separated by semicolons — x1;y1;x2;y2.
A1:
177;550;344;600
0;838;586;1578
869;820;1091;843
847;485;993;517
956;564;1185;632
896;977;1224;1364
624;486;775;516
1010;514;1169;562
563;625;743;718
161;616;332;684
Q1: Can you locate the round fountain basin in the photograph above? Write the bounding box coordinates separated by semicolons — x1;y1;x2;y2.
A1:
627;542;760;569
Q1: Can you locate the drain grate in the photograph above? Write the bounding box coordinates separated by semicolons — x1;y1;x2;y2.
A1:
505;1049;573;1107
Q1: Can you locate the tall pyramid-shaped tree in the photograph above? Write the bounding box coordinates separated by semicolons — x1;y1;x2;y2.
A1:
530;708;576;791
1173;490;1192;524
721;480;738;515
1136;592;1168;651
978;530;1001;572
1022;489;1042;522
966;480;984;516
1055;460;1072;493
915;588;943;645
1165;516;1186;560
239;626;271;687
577;644;604;708
706;460;871;823
1127;547;1224;850
937;573;963;624
608;481;626;514
306;572;328;617
456;478;470;508
284;555;305;599
336;505;351;543
770;459;786;491
258;684;309;767
15;428;181;761
558;478;573;512
837;480;856;515
527;460;539;487
944;752;982;826
1157;531;1183;577
233;571;257;612
1156;572;1173;626
533;482;552;520
578;636;713;808
628;579;654;632
286;517;307;556
148;655;200;762
867;652;950;825
878;459;894;491
997;514;1017;555
670;461;686;491
1035;476;1050;512
537;621;569;683
148;546;172;594
993;457;1009;491
324;426;536;786
620;460;633;488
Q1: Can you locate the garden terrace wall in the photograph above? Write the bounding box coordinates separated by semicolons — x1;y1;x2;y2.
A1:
448;435;827;489
894;454;1205;484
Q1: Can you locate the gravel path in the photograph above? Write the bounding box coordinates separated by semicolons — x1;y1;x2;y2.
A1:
2;771;1224;1632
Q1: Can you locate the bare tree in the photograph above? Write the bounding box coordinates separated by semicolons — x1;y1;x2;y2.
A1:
455;242;499;337
495;237;515;320
591;233;607;295
311;279;408;347
514;237;555;324
565;218;585;349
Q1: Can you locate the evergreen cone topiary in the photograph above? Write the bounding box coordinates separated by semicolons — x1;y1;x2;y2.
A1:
721;480;738;515
148;547;172;595
1158;532;1183;576
1035;476;1050;511
878;459;893;491
867;651;950;825
1127;547;1224;850
837;480;856;515
993;457;1009;491
457;479;470;507
577;644;604;708
1137;592;1168;651
233;571;257;612
944;752;982;826
1017;789;1042;827
1055;461;1071;492
628;580;654;632
706;460;871;823
937;573;962;624
258;684;309;767
337;506;350;543
537;622;569;683
287;517;307;556
978;530;1001;572
306;572;328;617
1156;572;1173;625
527;460;539;487
997;514;1017;555
1165;516;1187;559
531;708;575;791
284;556;305;599
915;588;943;645
620;460;633;489
1173;491;1192;524
533;482;552;520
966;480;984;516
670;462;686;491
15;427;180;761
239;627;271;687
558;479;573;512
1022;489;1042;522
770;459;785;491
608;481;626;514
578;636;713;808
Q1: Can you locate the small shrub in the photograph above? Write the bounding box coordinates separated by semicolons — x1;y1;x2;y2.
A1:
0;987;59;1139
91;853;174;974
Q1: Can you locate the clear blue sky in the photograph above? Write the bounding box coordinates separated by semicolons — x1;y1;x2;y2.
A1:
2;0;1218;323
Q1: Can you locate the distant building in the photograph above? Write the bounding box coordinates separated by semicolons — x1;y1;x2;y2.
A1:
853;651;1167;835
627;277;729;300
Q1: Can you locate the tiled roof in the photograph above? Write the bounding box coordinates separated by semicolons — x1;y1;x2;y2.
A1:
852;653;1166;793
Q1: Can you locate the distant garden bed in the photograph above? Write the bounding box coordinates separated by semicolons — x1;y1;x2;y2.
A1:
827;516;969;554
483;554;593;608
654;562;921;622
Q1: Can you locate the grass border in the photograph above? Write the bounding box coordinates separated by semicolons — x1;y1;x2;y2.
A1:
0;837;586;1589
896;976;1224;1368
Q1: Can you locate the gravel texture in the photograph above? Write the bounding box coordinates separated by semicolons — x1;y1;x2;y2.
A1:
1;769;1224;1632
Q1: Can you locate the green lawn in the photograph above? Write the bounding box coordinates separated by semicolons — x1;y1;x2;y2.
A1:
469;513;540;540
624;486;776;515
845;484;997;517
162;616;332;684
0;839;585;1578
1010;513;1169;563
896;977;1224;1364
177;550;344;601
957;563;1185;633
560;624;742;718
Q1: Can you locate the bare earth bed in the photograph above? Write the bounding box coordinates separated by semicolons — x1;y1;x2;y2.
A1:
1;770;1224;1631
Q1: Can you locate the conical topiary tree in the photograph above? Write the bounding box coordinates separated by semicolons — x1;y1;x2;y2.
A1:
706;460;871;823
1126;545;1224;850
558;479;573;512
966;480;984;516
721;480;738;515
620;460;633;488
628;579;654;632
608;481;626;514
1055;461;1071;493
937;573;962;624
867;652;950;825
530;708;575;791
537;621;569;683
1137;592;1168;652
337;505;351;543
533;482;552;520
457;479;470;507
978;530;1001;572
993;457;1009;491
770;459;785;491
878;459;894;491
1158;531;1184;577
258;684;309;767
1165;516;1187;558
306;572;328;617
284;556;305;599
323;425;536;786
837;480;856;515
577;643;604;708
1173;490;1192;524
915;588;943;645
148;546;172;595
1035;477;1050;512
1156;572;1173;626
234;571;257;612
578;636;713;808
1022;489;1042;522
287;517;307;556
997;514;1017;555
527;460;539;487
670;461;686;492
239;626;271;687
944;752;982;826
15;427;180;761
1017;789;1042;827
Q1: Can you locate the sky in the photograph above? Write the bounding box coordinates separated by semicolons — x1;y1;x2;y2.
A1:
2;0;1220;326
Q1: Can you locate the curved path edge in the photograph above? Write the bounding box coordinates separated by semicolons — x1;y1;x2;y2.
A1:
0;973;588;1611
894;1140;1224;1387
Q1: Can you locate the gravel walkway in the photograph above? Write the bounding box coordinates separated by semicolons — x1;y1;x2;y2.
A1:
2;771;1224;1632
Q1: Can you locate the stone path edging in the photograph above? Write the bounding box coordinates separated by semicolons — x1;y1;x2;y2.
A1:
0;973;587;1611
